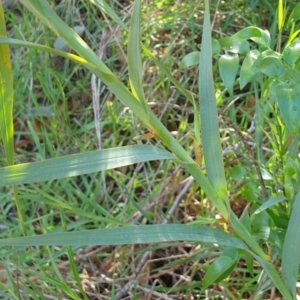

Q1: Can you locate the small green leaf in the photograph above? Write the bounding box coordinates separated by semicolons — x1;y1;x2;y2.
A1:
282;189;300;298
180;51;200;69
287;3;300;25
240;50;260;88
218;37;249;54
202;249;238;289
276;83;300;136
251;50;283;78
180;39;220;70
254;195;287;214
283;38;300;64
219;53;239;96
232;26;271;47
255;57;285;78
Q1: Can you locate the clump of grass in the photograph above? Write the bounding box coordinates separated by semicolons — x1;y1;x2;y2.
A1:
1;0;300;299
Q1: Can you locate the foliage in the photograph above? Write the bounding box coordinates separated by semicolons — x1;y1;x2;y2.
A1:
1;0;300;298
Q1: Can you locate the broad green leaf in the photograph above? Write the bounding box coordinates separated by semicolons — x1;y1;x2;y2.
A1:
128;0;149;117
232;26;271;47
0;146;174;187
199;0;228;217
276;83;300;136
282;189;300;298
180;39;220;70
240;49;260;88
254;56;285;78
218;37;249;54
283;38;300;64
287;3;300;25
219;53;239;96
202;256;236;288
202;248;238;288
254;195;287;214
251;49;285;78
180;51;200;69
0;224;249;250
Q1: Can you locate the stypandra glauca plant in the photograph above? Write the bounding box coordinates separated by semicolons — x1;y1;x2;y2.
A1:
0;0;298;298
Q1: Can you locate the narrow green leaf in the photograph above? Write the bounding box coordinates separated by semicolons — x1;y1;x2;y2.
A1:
128;0;149;116
282;189;300;298
254;255;293;300
0;3;27;236
254;195;287;214
199;0;228;214
88;0;128;31
0;146;174;187
0;5;14;166
0;224;249;250
219;53;239;96
278;0;284;31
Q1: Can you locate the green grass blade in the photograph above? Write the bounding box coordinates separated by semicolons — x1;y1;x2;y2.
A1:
128;0;149;117
0;224;249;250
278;0;284;31
88;0;128;31
282;189;300;298
0;3;27;236
199;1;228;212
0;6;14;166
0;145;174;187
255;255;293;300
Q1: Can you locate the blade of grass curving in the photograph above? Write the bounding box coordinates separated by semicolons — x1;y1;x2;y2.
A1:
282;189;300;298
0;145;174;187
0;224;249;250
199;1;269;262
0;4;27;236
199;1;228;212
127;0;149;117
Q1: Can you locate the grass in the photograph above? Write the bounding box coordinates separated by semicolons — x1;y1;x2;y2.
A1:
1;0;300;299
